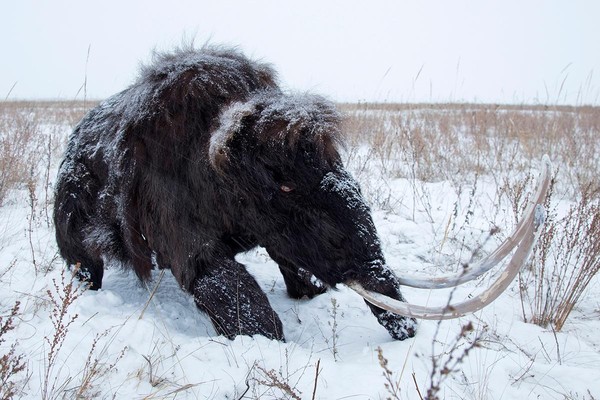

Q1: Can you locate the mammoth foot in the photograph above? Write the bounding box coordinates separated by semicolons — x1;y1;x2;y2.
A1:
193;261;284;340
372;310;417;341
70;259;104;290
278;263;327;299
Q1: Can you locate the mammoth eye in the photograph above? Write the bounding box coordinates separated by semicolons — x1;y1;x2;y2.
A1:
280;184;295;193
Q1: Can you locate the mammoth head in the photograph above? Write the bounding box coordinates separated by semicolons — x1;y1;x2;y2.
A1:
209;91;382;282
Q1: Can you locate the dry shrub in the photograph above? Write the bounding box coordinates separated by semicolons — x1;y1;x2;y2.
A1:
42;268;86;400
251;364;303;400
69;332;127;399
425;322;484;400
520;185;600;331
0;301;27;400
0;100;93;207
248;349;320;400
0;104;42;205
376;347;404;400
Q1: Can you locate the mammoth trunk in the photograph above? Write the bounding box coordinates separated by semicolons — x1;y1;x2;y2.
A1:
319;170;417;340
318;168;385;274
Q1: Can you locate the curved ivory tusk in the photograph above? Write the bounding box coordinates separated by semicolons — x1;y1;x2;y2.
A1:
348;155;552;319
396;155;552;289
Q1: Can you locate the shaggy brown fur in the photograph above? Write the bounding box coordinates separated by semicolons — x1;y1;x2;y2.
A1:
54;45;417;341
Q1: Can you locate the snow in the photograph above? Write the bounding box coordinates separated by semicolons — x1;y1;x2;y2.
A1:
1;106;599;399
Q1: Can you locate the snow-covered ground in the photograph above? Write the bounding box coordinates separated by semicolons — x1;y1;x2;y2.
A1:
1;104;599;399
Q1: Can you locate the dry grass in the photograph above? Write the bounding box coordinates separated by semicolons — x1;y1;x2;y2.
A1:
341;102;600;334
0;101;93;206
0;99;598;399
341;102;600;196
0;100;123;399
0;105;42;205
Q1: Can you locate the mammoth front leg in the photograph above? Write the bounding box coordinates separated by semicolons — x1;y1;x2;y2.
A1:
278;262;328;299
193;260;284;340
351;263;417;341
267;251;327;299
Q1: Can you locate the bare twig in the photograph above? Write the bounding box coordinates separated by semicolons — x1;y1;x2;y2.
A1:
139;270;166;320
412;372;424;400
311;359;321;400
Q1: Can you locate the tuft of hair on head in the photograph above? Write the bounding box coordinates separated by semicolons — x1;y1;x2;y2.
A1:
209;91;343;173
209;100;257;173
252;91;344;164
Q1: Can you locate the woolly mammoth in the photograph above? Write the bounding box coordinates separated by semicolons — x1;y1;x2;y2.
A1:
54;46;551;341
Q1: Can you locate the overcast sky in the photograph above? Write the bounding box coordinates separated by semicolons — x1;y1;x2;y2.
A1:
3;1;599;104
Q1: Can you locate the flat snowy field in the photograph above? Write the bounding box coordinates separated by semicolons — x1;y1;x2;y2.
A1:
0;102;598;399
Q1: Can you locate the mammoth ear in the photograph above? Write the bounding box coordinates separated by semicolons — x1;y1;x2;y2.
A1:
209;101;256;173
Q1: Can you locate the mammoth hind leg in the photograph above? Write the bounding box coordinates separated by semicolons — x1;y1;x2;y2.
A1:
193;260;284;340
55;218;105;290
71;257;104;290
